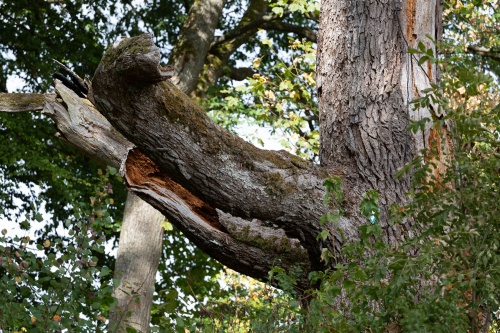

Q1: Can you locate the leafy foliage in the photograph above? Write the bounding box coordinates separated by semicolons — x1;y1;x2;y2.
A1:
0;111;127;227
443;0;500;77
0;168;119;332
0;0;107;92
206;37;319;159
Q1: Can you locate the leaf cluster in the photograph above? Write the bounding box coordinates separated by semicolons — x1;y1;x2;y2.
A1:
206;37;319;160
443;0;500;77
0;167;120;332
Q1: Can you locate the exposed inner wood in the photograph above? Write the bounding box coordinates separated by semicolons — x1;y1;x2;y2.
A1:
407;0;417;43
125;148;224;231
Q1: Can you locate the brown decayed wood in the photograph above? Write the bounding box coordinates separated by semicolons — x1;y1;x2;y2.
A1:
125;148;223;231
425;126;452;187
407;0;417;44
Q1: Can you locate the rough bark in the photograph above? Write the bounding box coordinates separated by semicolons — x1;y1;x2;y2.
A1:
316;0;444;244
0;93;47;112
109;193;164;333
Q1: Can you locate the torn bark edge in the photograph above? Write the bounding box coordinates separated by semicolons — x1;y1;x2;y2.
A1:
123;148;312;288
119;146;135;177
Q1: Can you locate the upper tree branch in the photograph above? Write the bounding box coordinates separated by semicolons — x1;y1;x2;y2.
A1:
262;21;317;42
196;0;317;94
211;9;317;51
194;0;272;94
229;67;255;81
466;45;500;62
168;0;227;95
211;12;280;51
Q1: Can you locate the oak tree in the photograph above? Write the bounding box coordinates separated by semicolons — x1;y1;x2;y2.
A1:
4;0;498;332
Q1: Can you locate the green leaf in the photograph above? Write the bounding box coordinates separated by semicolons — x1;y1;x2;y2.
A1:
418;41;426;52
271;6;284;16
161;220;173;231
320;248;333;264
342;279;356;291
352;268;367;281
418;55;429;66
279;80;293;91
107;166;118;175
99;266;110;277
261;39;273;47
175;316;185;328
318;229;330;240
289;3;302;12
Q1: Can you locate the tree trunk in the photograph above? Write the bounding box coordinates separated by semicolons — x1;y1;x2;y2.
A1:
317;0;443;241
109;193;164;333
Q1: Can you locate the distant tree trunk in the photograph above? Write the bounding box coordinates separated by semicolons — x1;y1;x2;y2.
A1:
109;193;164;333
108;1;227;330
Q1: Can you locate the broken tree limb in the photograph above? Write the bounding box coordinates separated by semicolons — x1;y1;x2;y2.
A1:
0;35;342;288
91;34;340;281
0;93;49;112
